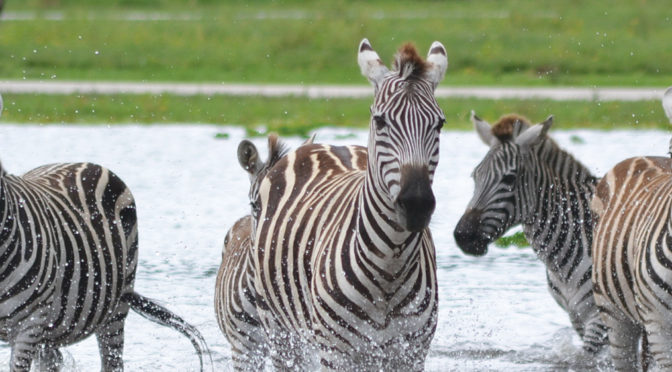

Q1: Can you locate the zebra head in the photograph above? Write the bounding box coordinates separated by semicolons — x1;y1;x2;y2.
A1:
358;38;447;232
237;134;288;221
454;111;553;256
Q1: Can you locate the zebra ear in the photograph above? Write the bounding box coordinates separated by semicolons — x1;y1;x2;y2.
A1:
662;86;672;124
358;38;389;88
425;41;448;89
515;115;554;148
471;110;497;147
237;140;261;175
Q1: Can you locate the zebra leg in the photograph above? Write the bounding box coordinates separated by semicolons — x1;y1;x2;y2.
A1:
35;346;63;372
642;320;672;370
10;308;50;372
600;309;641;371
573;310;608;353
95;303;130;372
10;332;42;372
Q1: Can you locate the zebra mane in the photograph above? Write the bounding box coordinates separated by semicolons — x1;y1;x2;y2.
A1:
393;43;430;80
260;133;289;178
491;114;531;142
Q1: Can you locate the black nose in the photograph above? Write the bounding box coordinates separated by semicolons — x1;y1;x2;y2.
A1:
396;166;436;232
454;210;490;256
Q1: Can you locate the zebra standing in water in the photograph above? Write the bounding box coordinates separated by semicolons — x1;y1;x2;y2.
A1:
590;94;672;371
453;113;607;353
215;135;287;371
0;160;209;371
591;155;672;371
218;39;447;371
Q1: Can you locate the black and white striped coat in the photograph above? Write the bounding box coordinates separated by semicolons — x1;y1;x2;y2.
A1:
217;39;448;371
453;113;607;353
592;155;672;371
0;161;208;371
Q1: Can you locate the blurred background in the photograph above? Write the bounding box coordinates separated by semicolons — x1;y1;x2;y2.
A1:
1;1;671;370
1;0;671;134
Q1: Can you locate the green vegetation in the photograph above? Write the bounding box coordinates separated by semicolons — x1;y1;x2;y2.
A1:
494;232;530;249
1;0;671;86
2;93;668;135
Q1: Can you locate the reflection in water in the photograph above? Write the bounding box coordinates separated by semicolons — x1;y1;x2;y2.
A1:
0;125;665;370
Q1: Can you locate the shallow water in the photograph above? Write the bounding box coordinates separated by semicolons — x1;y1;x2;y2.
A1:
0;124;666;371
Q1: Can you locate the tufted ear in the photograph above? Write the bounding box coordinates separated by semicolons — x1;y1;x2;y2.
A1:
425;41;448;89
471;110;497;147
237;140;261;175
515;115;553;148
358;38;389;88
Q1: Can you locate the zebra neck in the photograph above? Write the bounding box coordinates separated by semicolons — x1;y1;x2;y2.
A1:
353;173;423;282
522;151;596;270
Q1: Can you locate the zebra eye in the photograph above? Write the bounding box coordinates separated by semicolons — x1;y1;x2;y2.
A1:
435;118;445;131
373;115;386;131
501;174;516;185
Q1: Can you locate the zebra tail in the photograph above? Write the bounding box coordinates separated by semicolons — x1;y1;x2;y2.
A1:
122;292;213;372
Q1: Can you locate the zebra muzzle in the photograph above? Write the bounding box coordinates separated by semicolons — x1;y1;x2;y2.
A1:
454;209;490;256
396;166;436;232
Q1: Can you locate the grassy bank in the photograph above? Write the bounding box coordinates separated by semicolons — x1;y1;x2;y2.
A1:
1;0;671;87
1;93;668;135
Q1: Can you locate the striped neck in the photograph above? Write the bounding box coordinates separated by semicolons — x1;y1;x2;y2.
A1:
351;166;423;289
520;140;597;264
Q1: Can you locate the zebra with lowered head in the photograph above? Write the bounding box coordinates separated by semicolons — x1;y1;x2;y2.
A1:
0;160;209;371
219;38;447;371
215;135;287;371
453;112;607;353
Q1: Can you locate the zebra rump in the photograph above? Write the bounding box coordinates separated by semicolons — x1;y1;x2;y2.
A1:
0;161;209;371
592;155;672;371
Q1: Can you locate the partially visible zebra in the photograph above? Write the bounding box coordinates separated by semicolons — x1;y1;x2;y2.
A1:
218;39;447;371
591;155;672;371
215;135;287;371
590;96;672;371
453;112;607;353
0;161;209;371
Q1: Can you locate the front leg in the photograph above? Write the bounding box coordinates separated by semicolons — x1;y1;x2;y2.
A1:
10;323;47;371
9;306;52;372
35;346;63;372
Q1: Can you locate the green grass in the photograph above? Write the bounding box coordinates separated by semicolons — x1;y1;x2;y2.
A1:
1;0;672;86
2;93;669;135
494;232;530;249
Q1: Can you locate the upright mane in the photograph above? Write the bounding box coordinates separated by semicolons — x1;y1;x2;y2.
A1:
491;114;531;142
393;43;429;80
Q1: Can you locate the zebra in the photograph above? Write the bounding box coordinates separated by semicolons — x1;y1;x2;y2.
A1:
218;38;447;371
0;160;209;371
215;135;288;371
453;112;608;353
589;95;672;371
591;154;672;371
